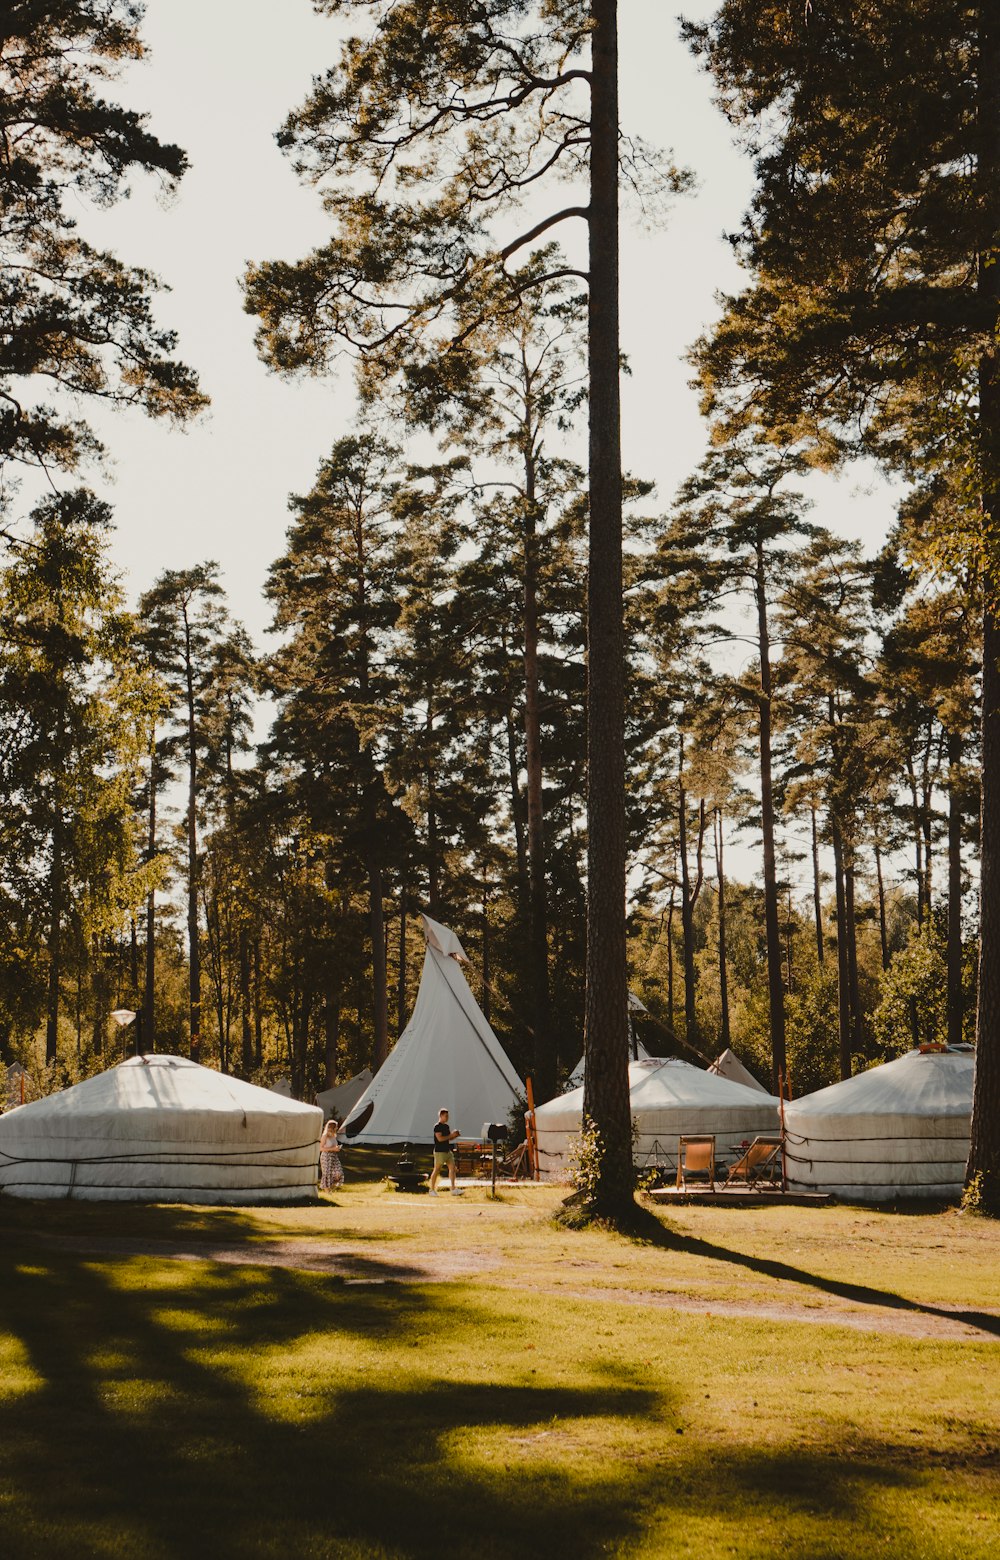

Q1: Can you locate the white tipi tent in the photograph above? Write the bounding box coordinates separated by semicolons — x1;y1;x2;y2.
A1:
343;914;524;1146
784;1046;974;1201
316;1069;373;1123
0;1055;323;1203
709;1048;769;1094
536;1057;780;1178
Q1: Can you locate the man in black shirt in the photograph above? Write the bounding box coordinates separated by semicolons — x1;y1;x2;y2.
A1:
429;1107;462;1195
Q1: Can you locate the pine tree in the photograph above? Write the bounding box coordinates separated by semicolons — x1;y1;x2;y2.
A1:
0;2;204;485
245;1;689;1217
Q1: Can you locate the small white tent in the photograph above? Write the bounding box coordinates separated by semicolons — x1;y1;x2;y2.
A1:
784;1046;974;1201
0;1055;322;1203
343;913;524;1146
316;1069;373;1123
709;1048;769;1094
535;1057;780;1178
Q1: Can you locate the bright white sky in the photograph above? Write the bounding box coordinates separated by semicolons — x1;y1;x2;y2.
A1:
76;0;902;646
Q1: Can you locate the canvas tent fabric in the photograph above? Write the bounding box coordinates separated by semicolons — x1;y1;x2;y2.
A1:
566;1039;653;1090
535;1057;780;1178
784;1047;974;1201
708;1048;769;1094
343;914;524;1146
0;1055;322;1203
316;1069;373;1123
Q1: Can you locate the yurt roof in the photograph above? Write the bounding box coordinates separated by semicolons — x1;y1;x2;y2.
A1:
0;1054;321;1128
540;1056;779;1128
786;1048;974;1129
344;914;523;1146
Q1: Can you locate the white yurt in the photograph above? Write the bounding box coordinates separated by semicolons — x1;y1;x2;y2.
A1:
783;1046;974;1201
0;1055;323;1204
343;913;523;1147
535;1057;780;1179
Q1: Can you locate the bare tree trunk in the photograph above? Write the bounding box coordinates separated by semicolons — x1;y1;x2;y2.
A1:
844;846;864;1056
144;735;157;1051
368;859;389;1070
582;0;633;1216
397;873;408;1032
666;886;676;1036
504;698;528;891
183;611;201;1061
831;817;852;1079
947;729;965;1048
678;741;698;1048
523;458;554;1099
811;804;825;966
756;543;786;1092
481;879;492;1026
875;842;890;972
239;927;253;1075
324;985;340;1089
253;935;263;1071
714;809;730;1049
45;808;64;1065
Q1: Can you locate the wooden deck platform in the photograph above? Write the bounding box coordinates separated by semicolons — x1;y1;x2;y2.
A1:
648;1186;832;1207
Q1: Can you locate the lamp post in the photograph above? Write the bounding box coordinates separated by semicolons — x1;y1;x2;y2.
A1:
110;1007;146;1058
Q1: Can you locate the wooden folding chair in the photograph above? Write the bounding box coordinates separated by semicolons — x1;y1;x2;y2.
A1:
675;1135;716;1191
725;1136;783;1189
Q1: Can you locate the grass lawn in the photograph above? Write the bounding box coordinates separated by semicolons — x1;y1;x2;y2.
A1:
1;1180;998;1560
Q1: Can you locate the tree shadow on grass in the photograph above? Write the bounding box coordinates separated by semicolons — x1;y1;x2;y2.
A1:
0;1248;993;1560
626;1203;1000;1337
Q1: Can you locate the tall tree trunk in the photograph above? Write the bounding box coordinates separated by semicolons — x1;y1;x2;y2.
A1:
831;816;852;1079
397;875;408;1032
504;698;528;892
844;846;863;1055
183;613;201;1060
239;927;253;1075
144;736;157;1051
875;842;890;972
426;703;443;915
811;804;825;966
967;0;1000;1208
908;762;925;924
45;807;64;1065
324;984;340;1089
481;878;492;1026
715;808;730;1049
368;859;389;1070
666;886;676;1037
582;0;632;1216
947;729;965;1048
253;935;263;1071
756;544;786;1091
678;741;698;1048
523;458;554;1099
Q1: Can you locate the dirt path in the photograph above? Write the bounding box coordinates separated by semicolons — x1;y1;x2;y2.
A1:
35;1232;1000;1342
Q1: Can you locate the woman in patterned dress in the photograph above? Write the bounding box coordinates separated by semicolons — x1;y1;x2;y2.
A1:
319;1118;344;1190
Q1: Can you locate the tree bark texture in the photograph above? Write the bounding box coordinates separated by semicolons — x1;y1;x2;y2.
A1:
875;842;890;973
968;0;1000;1209
523;465;554;1099
45;807;63;1064
831;817;852;1080
183;611;201;1060
715;809;731;1049
755;546;786;1091
581;0;633;1216
811;805;825;967
947;730;965;1048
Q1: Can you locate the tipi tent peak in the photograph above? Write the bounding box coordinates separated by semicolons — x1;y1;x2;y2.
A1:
421;912;467;961
343;913;523;1146
709;1048;769;1094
